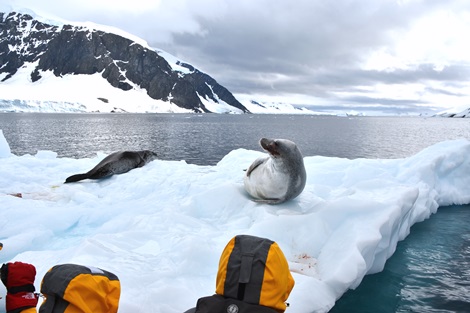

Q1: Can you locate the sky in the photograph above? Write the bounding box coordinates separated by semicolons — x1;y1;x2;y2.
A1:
2;0;470;115
1;128;470;312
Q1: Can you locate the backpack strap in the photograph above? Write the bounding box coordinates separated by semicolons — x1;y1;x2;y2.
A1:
224;235;273;304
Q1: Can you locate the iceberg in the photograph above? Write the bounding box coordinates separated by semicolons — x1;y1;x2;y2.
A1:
0;130;469;313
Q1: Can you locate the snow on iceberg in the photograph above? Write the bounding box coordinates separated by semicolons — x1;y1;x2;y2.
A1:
0;130;469;313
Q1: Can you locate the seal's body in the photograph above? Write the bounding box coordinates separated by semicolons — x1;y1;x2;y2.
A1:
244;138;306;204
65;150;158;183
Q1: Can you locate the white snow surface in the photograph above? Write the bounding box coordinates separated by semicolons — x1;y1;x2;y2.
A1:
1;132;470;313
240;99;321;115
0;62;191;113
437;106;470;118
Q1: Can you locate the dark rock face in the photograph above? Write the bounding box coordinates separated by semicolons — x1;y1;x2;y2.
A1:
0;12;249;113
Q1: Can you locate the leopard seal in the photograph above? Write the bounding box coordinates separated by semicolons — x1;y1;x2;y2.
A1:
244;138;306;204
64;150;158;183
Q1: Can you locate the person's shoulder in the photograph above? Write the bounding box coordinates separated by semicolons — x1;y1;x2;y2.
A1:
183;308;196;313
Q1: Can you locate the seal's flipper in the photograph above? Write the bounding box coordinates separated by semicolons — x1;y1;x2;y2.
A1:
246;157;267;177
253;198;284;205
64;173;89;183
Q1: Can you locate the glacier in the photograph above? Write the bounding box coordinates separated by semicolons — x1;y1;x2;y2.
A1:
0;129;470;312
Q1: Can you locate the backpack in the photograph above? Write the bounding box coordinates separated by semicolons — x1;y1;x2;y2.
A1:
38;264;120;313
193;235;294;313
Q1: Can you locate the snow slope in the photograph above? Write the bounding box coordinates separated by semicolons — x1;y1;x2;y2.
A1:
436;107;470;118
1;130;470;312
240;99;324;115
0;61;191;113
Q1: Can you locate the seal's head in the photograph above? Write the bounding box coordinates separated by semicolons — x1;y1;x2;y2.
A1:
140;150;158;163
260;138;301;160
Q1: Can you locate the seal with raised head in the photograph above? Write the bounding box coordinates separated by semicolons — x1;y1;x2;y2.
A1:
244;138;306;204
64;150;158;183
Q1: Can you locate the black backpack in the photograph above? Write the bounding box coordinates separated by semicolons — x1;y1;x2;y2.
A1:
193;294;277;313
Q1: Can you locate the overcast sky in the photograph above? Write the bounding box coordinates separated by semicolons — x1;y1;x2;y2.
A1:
4;0;470;115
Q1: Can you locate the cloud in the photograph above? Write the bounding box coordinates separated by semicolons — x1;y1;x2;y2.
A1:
152;0;470;112
5;0;470;114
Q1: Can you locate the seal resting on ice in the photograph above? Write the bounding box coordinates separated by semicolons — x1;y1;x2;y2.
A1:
244;138;306;204
65;150;158;183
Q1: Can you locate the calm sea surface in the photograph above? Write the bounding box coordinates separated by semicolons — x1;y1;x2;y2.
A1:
1;113;470;164
1;113;469;312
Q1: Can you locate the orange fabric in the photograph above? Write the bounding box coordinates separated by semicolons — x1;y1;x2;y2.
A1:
21;308;37;313
215;237;236;296
259;242;295;312
61;274;120;313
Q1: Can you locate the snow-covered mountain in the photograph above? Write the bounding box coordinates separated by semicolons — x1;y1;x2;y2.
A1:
435;107;470;118
0;10;249;113
240;99;330;115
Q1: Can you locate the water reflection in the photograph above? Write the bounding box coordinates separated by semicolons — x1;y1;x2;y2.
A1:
1;114;470;164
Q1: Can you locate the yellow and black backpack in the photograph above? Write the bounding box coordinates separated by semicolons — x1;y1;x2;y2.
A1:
190;235;295;313
38;264;120;313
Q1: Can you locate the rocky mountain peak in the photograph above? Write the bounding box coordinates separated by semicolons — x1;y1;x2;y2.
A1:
0;11;249;113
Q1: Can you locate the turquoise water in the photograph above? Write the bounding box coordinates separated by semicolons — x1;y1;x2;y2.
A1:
330;204;470;313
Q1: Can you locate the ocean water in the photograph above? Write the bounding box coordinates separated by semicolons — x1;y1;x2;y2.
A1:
330;204;470;313
1;113;470;312
1;113;470;164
